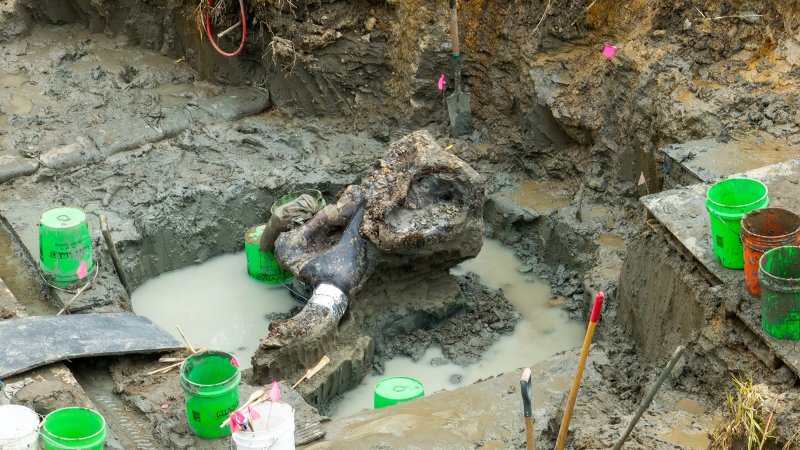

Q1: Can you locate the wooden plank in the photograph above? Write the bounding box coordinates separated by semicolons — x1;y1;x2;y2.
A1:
0;313;183;378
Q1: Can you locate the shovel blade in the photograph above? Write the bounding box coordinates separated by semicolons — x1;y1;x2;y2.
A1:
447;88;472;137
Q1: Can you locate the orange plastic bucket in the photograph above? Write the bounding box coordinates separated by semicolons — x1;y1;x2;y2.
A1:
741;208;800;297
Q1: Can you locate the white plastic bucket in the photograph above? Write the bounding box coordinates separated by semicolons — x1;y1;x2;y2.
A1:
0;405;40;450
231;402;294;450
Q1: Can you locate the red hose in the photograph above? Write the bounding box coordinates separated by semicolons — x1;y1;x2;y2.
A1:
205;0;247;57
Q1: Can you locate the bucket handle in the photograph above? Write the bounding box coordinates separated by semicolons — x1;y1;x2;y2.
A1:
708;210;744;243
39;259;100;294
39;431;82;449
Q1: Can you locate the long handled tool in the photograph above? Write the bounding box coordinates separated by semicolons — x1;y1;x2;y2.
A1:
520;367;535;450
446;0;472;137
611;345;686;450
556;291;605;450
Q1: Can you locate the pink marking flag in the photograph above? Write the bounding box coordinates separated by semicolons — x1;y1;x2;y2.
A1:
229;410;246;433
437;74;446;92
269;380;281;402
231;356;240;368
602;43;617;59
638;171;646;186
77;260;88;280
248;406;261;421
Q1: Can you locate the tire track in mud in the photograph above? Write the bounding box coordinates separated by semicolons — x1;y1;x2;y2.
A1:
74;365;161;450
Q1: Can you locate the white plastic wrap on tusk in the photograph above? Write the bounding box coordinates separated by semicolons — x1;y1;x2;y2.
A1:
309;283;348;322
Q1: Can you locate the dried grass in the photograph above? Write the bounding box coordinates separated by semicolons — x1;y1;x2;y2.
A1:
711;377;775;450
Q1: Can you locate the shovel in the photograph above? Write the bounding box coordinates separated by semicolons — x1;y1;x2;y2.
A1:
447;0;472;137
520;367;535;450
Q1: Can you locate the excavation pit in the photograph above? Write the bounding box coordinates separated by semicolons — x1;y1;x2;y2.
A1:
5;0;800;447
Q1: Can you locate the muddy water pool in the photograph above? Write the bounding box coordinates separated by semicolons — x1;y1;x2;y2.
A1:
332;239;585;418
131;253;296;369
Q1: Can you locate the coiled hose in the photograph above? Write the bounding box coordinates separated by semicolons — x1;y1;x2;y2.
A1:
205;0;247;57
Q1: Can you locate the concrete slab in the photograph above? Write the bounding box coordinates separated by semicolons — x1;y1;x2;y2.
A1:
661;133;800;184
643;159;800;375
641;182;739;286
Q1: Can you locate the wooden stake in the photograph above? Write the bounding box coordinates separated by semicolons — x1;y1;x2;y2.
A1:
176;325;196;353
556;291;605;450
56;282;92;315
292;355;330;389
99;214;131;298
758;409;775;450
147;347;205;375
147;360;184;376
218;21;242;38
158;356;186;363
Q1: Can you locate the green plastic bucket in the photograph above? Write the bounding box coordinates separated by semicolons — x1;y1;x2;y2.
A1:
759;246;800;340
40;407;106;450
244;225;293;285
706;178;769;269
39;207;96;289
180;350;241;439
374;377;424;409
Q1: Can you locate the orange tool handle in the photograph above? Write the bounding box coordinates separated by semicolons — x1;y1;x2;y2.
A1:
555;291;605;450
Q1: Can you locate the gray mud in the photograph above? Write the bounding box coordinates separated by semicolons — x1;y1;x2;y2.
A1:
3;0;800;448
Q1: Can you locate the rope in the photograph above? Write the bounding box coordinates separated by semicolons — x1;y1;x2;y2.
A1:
279;280;310;303
205;0;247;57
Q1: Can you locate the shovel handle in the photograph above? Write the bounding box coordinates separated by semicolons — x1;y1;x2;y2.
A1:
556;291;605;450
450;0;460;59
524;416;535;450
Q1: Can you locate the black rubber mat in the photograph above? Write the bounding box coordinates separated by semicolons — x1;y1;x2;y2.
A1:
0;313;183;378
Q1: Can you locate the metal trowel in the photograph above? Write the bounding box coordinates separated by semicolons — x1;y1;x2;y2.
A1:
447;0;472;137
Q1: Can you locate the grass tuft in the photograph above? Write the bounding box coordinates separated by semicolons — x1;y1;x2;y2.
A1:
711;376;775;450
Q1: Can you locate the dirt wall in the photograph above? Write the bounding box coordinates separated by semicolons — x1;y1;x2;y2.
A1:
9;0;800;196
616;223;796;400
617;227;709;360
